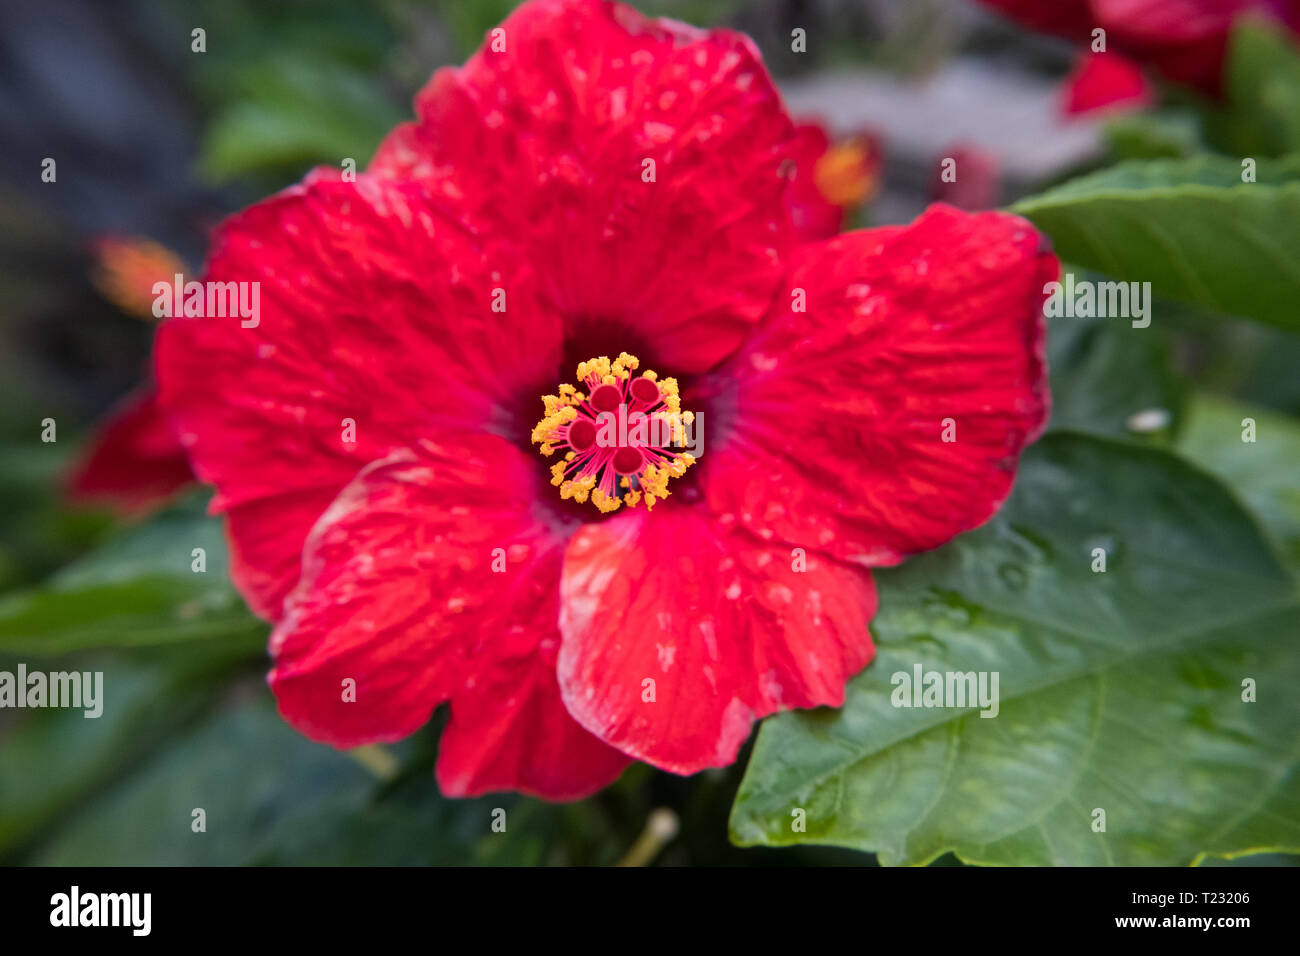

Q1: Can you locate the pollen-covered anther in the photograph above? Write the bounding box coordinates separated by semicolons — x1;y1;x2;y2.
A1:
532;353;696;513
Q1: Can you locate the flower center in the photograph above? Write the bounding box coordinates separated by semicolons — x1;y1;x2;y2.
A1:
531;352;696;514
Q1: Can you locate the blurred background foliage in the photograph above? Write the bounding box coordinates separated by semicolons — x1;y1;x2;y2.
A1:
0;0;1296;865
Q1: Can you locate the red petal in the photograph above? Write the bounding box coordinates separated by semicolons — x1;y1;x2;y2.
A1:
558;503;877;775
976;0;1096;38
929;144;1000;211
371;0;797;373
785;122;844;242
983;0;1296;97
268;433;627;799
436;633;631;800
156;172;563;619
222;489;343;620
699;204;1055;566
1061;50;1154;116
1091;0;1251;95
66;385;194;516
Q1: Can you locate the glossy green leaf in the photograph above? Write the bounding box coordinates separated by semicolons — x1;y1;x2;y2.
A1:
1013;156;1300;332
731;433;1300;865
1045;306;1185;438
1177;394;1300;569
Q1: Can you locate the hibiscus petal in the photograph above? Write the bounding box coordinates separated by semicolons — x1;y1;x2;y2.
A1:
371;0;797;373
222;488;343;620
156;172;563;619
1091;0;1250;95
66;385;193;516
785;121;844;243
1061;50;1154;117
558;504;877;775
268;432;627;799
436;637;632;800
982;0;1290;97
976;0;1096;38
699;204;1055;566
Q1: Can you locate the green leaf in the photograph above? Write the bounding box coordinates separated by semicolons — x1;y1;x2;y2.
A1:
730;433;1300;865
431;0;521;58
1045;303;1185;438
196;59;402;183
0;441;112;590
1013;155;1300;332
31;695;622;866
1209;17;1300;157
0;496;263;654
0;647;255;858
1103;110;1203;161
1176;394;1300;569
1201;852;1300;867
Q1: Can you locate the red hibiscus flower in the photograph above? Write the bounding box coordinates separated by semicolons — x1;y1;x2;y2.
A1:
156;0;1055;800
786;120;883;241
979;0;1300;95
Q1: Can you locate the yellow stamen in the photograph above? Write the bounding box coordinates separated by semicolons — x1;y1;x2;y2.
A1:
814;137;880;208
